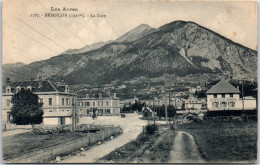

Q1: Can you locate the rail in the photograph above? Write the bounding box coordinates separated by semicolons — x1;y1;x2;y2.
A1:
4;126;122;163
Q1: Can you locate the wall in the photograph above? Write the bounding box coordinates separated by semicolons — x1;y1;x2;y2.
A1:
65;117;72;125
43;118;59;125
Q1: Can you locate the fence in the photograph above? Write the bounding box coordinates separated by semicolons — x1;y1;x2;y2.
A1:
4;126;122;163
203;115;257;121
2;124;42;131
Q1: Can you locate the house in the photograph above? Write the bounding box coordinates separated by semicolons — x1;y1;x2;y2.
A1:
171;98;185;109
185;95;202;110
2;78;77;126
77;90;120;117
206;79;256;111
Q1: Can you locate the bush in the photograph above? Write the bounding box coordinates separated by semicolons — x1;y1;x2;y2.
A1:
145;124;158;134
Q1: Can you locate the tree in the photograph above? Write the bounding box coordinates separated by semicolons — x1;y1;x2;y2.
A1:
194;90;206;98
11;89;43;125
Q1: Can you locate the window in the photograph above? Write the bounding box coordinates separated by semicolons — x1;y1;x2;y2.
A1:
6;87;10;93
7;99;11;107
16;86;21;92
105;109;110;114
40;98;43;103
212;102;218;108
229;102;235;107
98;101;103;106
221;102;227;108
49;98;52;106
85;102;90;106
27;86;32;91
222;94;225;98
62;98;65;106
106;101;109;106
99;94;102;98
230;94;233;98
214;94;217;98
115;101;118;106
66;98;70;106
93;102;96;106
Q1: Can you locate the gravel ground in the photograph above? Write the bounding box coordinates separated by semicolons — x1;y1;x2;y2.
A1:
60;114;147;163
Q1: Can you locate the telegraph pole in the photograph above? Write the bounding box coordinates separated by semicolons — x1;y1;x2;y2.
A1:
153;95;155;125
71;95;77;132
241;80;245;111
168;90;171;124
165;92;168;125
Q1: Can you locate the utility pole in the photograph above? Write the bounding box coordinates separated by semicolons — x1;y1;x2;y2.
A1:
165;93;168;125
153;94;155;125
168;90;171;125
241;80;245;111
72;95;76;132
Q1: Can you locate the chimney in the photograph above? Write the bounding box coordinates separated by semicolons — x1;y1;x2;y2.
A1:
6;78;11;86
38;76;42;87
107;90;110;96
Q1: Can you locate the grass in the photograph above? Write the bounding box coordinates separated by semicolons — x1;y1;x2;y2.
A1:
99;126;176;163
2;131;91;160
177;120;257;163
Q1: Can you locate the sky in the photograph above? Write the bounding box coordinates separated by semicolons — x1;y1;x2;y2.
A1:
2;0;258;64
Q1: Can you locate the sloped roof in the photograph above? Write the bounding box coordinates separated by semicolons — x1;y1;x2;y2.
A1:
206;80;240;94
77;90;110;99
5;80;68;93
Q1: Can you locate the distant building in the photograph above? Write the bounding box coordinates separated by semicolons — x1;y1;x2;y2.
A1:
171;98;185;109
185;95;202;110
77;90;120;117
188;86;202;93
2;78;77;125
206;79;256;111
175;92;187;98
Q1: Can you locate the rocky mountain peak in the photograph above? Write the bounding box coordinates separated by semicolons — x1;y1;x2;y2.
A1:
115;24;154;43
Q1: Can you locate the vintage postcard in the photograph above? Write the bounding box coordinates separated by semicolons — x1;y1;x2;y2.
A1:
2;0;258;163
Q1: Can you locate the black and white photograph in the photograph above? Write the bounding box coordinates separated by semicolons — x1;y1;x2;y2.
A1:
1;0;258;163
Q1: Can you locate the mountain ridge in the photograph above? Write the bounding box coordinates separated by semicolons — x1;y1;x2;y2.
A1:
3;20;257;86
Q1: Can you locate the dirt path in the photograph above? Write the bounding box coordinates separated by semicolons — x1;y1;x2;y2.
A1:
2;129;30;138
168;131;205;163
60;114;147;163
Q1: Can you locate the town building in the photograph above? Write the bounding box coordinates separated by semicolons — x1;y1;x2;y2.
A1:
171;98;185;109
2;78;77;126
206;79;256;111
185;95;202;110
77;90;120;117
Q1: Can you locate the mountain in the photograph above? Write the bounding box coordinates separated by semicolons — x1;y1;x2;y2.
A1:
3;62;25;69
61;41;111;55
2;62;26;85
3;21;257;86
115;24;155;42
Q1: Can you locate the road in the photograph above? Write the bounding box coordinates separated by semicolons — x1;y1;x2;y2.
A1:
2;129;30;138
168;131;205;163
60;114;147;163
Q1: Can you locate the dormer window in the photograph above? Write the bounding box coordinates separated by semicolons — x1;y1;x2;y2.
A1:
27;86;32;91
99;94;102;98
6;86;11;93
65;85;69;93
16;86;21;93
